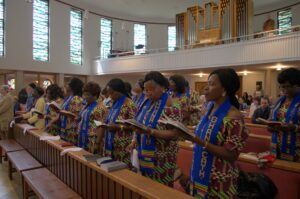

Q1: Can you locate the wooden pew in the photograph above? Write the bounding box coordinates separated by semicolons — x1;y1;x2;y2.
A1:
13;124;193;199
176;141;300;199
0;139;24;163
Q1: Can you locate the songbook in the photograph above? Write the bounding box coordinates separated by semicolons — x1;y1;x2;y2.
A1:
96;157;114;165
40;135;60;141
100;161;128;172
47;101;62;112
83;154;102;162
158;119;196;139
94;120;107;127
124;119;148;132
256;118;282;126
60;110;76;118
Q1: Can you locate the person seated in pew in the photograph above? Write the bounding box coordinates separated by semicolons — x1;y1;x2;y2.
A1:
77;82;108;153
127;71;183;187
98;78;137;166
183;68;248;198
22;87;46;129
44;84;64;136
249;96;260;118
268;68;300;162
252;96;271;124
59;78;84;145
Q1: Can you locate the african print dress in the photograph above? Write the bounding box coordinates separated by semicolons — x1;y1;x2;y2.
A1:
60;95;83;145
171;93;189;125
272;99;300;162
45;98;63;136
104;98;137;166
191;117;248;199
135;93;183;187
78;101;108;154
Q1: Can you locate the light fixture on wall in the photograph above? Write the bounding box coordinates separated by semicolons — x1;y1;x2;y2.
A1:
243;70;248;76
199;72;203;78
276;64;283;71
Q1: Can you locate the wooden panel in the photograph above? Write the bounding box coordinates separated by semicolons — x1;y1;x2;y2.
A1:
91;170;97;199
102;176;109;199
97;172;103;199
115;183;123;199
108;180;115;199
123;188;132;199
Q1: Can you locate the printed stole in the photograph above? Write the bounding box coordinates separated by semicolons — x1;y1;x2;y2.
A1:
78;101;98;149
135;93;168;174
60;96;74;130
271;92;300;161
133;93;145;110
45;103;50;127
191;99;231;199
104;95;127;156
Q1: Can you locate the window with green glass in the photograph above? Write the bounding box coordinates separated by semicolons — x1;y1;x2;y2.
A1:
33;0;49;61
0;0;4;57
134;24;146;55
70;9;83;65
100;18;112;59
168;26;176;51
278;9;292;35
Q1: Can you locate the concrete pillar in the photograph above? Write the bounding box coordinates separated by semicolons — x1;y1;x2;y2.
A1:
264;70;272;97
55;73;64;88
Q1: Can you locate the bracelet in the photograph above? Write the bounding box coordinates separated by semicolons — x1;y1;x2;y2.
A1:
203;141;208;149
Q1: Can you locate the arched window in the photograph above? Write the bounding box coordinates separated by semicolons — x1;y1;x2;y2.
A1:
43;79;52;88
7;78;15;89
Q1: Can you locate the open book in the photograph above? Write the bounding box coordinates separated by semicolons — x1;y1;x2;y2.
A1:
60;110;76;118
158;119;196;139
47;101;62;112
124;119;148;132
94;120;107;127
256;118;282;126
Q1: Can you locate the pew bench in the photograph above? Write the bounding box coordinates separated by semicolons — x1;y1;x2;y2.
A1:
22;167;82;199
0;139;24;163
7;150;43;180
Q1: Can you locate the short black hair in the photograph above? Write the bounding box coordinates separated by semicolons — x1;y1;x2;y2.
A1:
83;82;101;98
209;68;240;109
68;77;84;97
34;87;44;97
46;84;64;100
28;83;37;90
144;71;169;89
124;82;132;97
277;68;300;86
137;78;144;90
107;78;129;97
18;88;28;104
169;75;186;94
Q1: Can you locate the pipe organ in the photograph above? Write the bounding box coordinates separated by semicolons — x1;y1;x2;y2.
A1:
176;0;253;48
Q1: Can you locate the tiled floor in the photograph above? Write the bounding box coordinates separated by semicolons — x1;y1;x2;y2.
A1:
0;160;22;199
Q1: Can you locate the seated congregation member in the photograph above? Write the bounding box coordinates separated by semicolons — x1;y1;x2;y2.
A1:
0;85;14;139
99;79;137;165
188;68;248;198
268;68;300;162
60;78;84;144
22;87;46;129
132;79;146;109
128;71;182;187
25;83;37;112
45;84;64;135
78;82;107;153
252;96;271;124
248;96;260;118
169;75;189;123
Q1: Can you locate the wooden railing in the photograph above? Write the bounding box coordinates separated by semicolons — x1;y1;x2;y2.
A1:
13;124;193;199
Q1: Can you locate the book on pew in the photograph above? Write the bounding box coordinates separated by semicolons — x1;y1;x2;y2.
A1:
158;119;196;139
256;118;282;126
124;119;148;132
60;110;76;118
94;120;107;127
83;154;102;162
100;160;128;172
96;157;114;165
115;119;126;124
47;101;62;112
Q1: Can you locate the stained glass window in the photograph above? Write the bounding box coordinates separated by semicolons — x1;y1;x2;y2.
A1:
8;79;15;90
70;9;83;65
100;18;112;59
134;24;146;55
168;26;176;51
33;0;49;61
0;0;5;56
43;79;51;88
278;9;292;35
